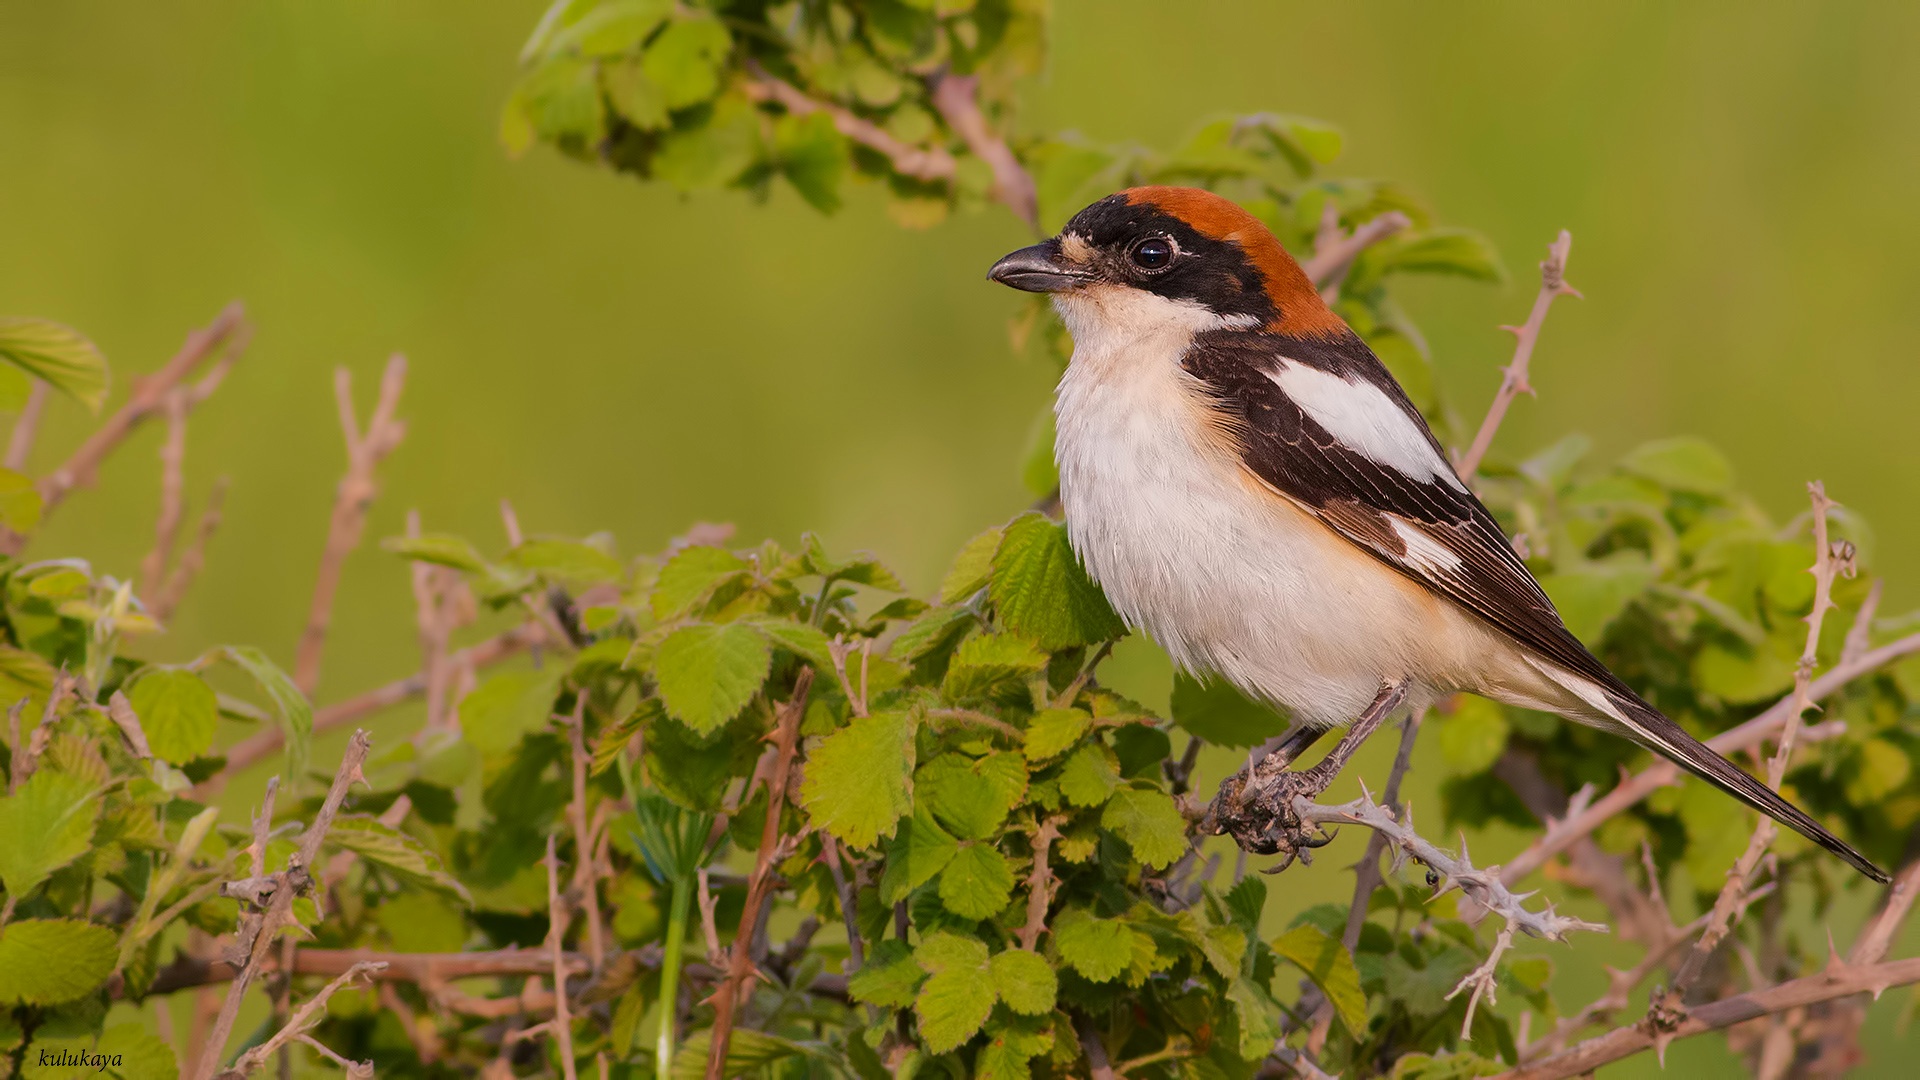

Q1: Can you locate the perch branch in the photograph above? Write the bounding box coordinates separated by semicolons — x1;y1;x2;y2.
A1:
1458;231;1578;479
4;382;48;471
294;356;407;694
1019;817;1062;951
541;834;580;1080
1300;210;1412;291
705;669;815;1076
743;63;956;185
215;962;384;1079
563;699;607;971
153;477;227;623
138;389;190;600
930;71;1040;232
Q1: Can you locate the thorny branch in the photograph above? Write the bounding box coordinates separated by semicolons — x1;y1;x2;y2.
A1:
1301;208;1412;293
1458;231;1579;479
705;669;815;1076
294;356;408;695
216;962;384;1080
930;72;1039;232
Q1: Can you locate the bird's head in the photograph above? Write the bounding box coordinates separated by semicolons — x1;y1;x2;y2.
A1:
988;186;1346;339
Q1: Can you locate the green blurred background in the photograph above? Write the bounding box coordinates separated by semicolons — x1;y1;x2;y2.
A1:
5;2;1918;1075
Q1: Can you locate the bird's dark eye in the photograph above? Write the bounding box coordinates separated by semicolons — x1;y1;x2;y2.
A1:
1129;236;1174;272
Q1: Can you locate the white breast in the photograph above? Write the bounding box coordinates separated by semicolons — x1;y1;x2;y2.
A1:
1049;288;1513;728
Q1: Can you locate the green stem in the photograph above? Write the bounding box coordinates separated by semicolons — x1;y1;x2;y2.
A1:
656;873;694;1077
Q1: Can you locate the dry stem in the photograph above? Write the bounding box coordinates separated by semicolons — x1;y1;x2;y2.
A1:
216;962;384;1079
1458;231;1578;478
1300;210;1412;292
743;64;955;184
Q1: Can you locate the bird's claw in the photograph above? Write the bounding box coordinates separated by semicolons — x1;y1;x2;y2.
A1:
1205;765;1335;872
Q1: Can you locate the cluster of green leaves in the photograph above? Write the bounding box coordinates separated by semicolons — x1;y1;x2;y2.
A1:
0;316;110;535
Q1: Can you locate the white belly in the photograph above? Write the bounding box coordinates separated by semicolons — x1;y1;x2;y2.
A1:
1050;301;1507;727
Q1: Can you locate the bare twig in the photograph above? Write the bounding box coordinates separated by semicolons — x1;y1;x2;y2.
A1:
1458;231;1578;478
40;303;248;515
1501;627;1920;886
562;699;607;971
1339;709;1425;952
139;388;190;599
820;835;864;972
1842;579;1882;666
153;477;227;623
1076;1015;1120;1080
542;835;580;1080
706;669;816;1076
929;71;1039;232
5;382;48;471
195;732;372;1080
1019;818;1062;951
294;357;407;694
405;511;454;731
216;962;384;1079
1658;484;1848;1008
1496;955;1920;1080
1300;210;1412;292
743;63;955;184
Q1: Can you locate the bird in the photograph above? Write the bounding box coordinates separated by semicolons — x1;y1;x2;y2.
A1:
987;185;1888;882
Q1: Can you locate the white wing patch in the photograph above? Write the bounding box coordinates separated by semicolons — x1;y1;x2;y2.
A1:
1269;361;1466;491
1388;516;1463;574
1523;654;1629;724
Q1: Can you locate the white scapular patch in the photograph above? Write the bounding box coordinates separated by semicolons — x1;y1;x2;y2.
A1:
1523;654;1629;725
1388;516;1463;574
1269;362;1467;490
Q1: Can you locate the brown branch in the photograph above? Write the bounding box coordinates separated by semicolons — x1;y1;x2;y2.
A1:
294;357;407;695
820;835;864;972
1019;817;1062;952
562;699;607;971
1075;1015;1120;1080
743;64;956;185
139;389;190;600
929;71;1039;232
5;381;48;471
208;625;539;790
1496;955;1920;1080
215;962;384;1079
706;669;815;1077
1300;210;1412;291
1458;231;1578;479
1501;627;1920;886
40;302;248;514
1658;483;1848;1008
194;731;372;1080
542;835;580;1080
152;476;227;624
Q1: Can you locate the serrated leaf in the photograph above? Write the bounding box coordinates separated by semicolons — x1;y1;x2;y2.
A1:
127;669;218;765
1056;742;1120;808
940;526;1003;604
917;751;1027;840
651;545;751;619
1100;787;1188;870
324;815;472;904
1368;229;1506;284
799;710;917;849
942;633;1047;701
1620;436;1733;494
0;919;117;1005
1052;909;1129;982
776;111;848;213
653;92;762;190
0;770;99;897
601;55;669;130
1225;975;1285;1060
938;842;1014;920
1023;708;1090;762
1273;924;1367;1036
1538;553;1655;642
458;667;565;756
913;933;994;1053
1435;696;1508;776
654;623;770;736
506;538;624;585
847;939;923;1007
381;533;488;572
643;705;751;811
1169;673;1288;748
0;317;108;412
741;615;834;669
989;513;1125;650
1224;875;1267;932
550;0;671;56
216;646;313;775
669;1028;804;1079
642;15;730;109
988;949;1056;1016
878;806;957;904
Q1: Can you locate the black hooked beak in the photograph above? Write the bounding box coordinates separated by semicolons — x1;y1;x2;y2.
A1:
987;240;1092;293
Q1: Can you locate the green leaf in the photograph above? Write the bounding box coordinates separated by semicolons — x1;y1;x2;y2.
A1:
1435;697;1509;776
0;919;117;1005
878;806;957;904
801;535;905;591
1170;673;1288;748
642;15;730;110
93;1023;178;1080
848;939;923;1007
989;513;1125;650
601;55;669;130
1023;708;1090;763
1033;141;1115;230
0;770;99;897
669;1028;804;1079
741;615;835;669
1538;554;1656;642
381;533;488;572
913;932;994;1053
644;704;751;811
940;526;1003;604
651;545;751;619
1226;975;1285;1061
975;1016;1053;1080
988;949;1057;1016
917;751;1027;840
938;842;1014;920
549;0;672;56
0;317;109;412
216;646;313;774
775;111;848;213
1052;910;1129;982
127;669;218;765
1272;924;1368;1036
323;815;472;904
652;93;762;190
942;633;1047;701
505;539;624;585
1367;229;1506;284
653;623;770;736
1621;436;1733;494
1100;787;1188;870
1845;737;1911;803
518;54;605;143
0;468;43;533
800;710;917;849
1057;742;1120;808
458;667;565;756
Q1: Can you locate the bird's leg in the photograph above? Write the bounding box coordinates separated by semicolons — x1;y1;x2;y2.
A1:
1207;679;1410;868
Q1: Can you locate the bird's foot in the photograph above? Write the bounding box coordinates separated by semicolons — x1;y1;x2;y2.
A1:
1206;762;1338;871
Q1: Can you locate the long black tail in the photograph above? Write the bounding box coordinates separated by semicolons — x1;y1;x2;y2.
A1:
1607;692;1888;882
